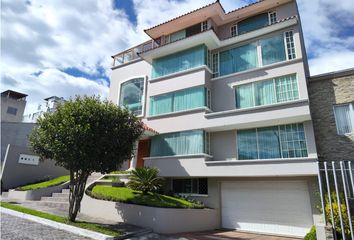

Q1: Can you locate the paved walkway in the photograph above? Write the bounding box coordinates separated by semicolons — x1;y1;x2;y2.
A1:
169;230;302;240
1;213;92;240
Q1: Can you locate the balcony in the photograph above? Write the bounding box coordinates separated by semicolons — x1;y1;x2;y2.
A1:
112;16;298;67
144;154;318;177
139;16;298;63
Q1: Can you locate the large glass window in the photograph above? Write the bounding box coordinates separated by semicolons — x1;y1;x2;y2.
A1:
172;178;208;195
149;86;206;116
260;34;286;65
152;45;207;78
150;130;206;157
235;74;298;109
334;103;354;135
219;43;258;76
119;77;145;115
238;13;269;35
237;123;308;160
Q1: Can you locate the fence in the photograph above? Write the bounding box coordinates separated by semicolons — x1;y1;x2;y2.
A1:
317;160;354;240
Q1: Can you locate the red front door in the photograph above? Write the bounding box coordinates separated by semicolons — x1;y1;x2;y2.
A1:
136;139;150;168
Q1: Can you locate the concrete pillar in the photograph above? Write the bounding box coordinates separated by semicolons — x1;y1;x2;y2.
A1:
129;141;138;170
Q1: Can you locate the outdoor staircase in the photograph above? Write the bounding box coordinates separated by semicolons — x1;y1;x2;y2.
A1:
38;188;70;211
35;173;103;211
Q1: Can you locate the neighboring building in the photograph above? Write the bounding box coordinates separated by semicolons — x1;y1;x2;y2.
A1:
309;68;354;162
1;92;68;190
23;96;65;122
0;122;69;190
1;90;27;123
109;0;320;237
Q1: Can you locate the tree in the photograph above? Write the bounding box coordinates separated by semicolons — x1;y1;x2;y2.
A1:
127;167;163;195
29;96;143;221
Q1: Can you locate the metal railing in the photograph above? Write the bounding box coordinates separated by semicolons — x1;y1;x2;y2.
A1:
318;160;354;240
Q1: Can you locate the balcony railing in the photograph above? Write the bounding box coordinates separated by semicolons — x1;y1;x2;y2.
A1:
111;40;159;67
111;16;297;68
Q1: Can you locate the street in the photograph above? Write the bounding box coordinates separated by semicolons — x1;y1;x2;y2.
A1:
1;213;91;240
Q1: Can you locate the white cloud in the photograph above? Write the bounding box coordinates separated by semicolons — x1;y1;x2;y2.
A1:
1;0;354;115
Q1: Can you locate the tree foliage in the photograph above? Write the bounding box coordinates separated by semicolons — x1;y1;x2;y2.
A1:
127;167;163;195
29;96;143;221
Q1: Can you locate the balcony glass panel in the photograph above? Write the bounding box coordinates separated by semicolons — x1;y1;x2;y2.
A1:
260;34;286;65
170;29;186;42
219;43;258;76
238;13;269;35
150;130;205;157
152;45;207;78
149;86;205;116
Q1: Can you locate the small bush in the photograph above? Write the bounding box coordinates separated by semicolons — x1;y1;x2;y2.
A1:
324;192;352;238
304;226;316;240
127;167;163;195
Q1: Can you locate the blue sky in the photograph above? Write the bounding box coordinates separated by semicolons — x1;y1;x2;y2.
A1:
1;0;354;114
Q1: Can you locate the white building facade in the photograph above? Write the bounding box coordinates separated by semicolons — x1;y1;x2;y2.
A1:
109;0;321;237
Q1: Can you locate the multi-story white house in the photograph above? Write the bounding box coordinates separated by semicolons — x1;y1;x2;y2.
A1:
23;96;65;122
109;0;321;237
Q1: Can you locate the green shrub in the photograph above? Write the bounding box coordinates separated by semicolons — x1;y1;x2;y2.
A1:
324;192;352;238
304;226;316;240
127;167;163;195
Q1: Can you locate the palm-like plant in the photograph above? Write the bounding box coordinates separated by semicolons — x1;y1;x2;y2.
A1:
127;167;164;195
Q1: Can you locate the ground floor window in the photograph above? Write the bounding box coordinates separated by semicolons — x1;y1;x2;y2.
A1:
172;178;208;195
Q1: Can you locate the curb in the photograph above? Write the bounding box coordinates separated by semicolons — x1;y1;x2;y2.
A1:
1;207;115;240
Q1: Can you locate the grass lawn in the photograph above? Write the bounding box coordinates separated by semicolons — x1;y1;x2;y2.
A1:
17;175;70;191
0;202;122;237
88;185;204;209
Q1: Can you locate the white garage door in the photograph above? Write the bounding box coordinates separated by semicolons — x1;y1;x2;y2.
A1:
221;181;313;237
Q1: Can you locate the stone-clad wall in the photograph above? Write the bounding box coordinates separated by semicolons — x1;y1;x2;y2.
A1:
308;70;354;161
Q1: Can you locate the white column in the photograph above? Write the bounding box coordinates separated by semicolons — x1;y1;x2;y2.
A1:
129;141;138;170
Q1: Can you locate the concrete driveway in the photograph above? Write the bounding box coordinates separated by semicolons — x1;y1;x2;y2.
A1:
170;230;302;240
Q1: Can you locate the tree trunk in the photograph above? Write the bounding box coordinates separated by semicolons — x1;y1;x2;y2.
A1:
68;170;89;222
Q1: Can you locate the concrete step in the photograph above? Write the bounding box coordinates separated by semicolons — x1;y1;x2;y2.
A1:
61;189;70;194
52;192;69;198
37;201;69;211
41;196;69;202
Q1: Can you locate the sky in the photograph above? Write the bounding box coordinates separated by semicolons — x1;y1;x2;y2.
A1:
1;0;354;114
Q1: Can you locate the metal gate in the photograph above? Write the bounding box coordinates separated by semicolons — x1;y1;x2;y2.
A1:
317;161;354;240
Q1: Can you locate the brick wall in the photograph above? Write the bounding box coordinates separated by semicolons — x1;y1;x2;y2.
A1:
308;71;354;161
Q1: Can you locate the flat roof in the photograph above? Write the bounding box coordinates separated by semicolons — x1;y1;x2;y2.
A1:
1;90;28;99
309;68;354;82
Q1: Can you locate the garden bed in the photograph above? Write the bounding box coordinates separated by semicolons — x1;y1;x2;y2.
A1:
87;185;203;209
16;175;70;191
